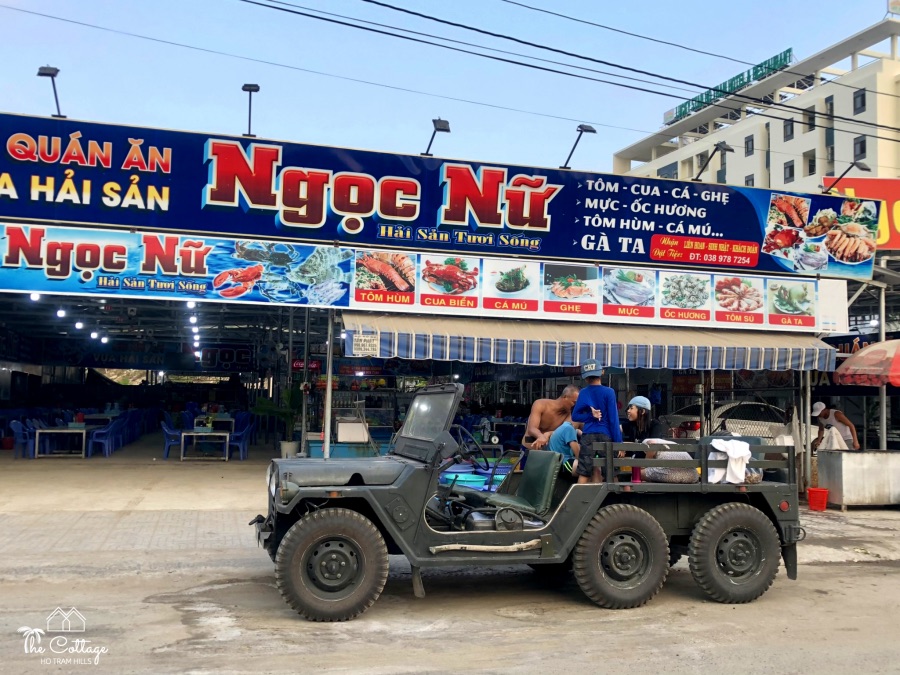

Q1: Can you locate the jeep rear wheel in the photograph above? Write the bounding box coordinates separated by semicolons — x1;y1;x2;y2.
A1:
275;508;389;622
573;504;669;609
688;503;780;604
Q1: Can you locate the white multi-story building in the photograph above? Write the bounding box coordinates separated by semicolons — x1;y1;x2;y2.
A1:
613;19;900;193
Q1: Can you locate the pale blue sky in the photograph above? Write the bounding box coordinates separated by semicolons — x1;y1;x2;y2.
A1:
0;0;891;171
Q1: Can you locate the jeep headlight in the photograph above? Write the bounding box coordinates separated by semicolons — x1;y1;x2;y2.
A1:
267;464;277;496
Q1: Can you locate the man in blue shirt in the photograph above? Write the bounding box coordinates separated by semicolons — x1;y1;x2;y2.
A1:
571;359;621;483
547;420;579;475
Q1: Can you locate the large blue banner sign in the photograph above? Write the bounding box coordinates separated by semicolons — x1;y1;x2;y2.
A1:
0;112;878;280
0;223;843;333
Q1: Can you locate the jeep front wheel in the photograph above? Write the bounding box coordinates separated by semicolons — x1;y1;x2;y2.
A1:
275;508;389;621
688;503;780;604
573;504;669;609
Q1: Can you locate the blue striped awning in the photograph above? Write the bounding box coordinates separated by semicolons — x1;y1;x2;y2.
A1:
342;312;837;372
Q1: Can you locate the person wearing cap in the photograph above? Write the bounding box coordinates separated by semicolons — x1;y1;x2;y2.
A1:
571;360;621;483
621;396;667;443
812;401;860;450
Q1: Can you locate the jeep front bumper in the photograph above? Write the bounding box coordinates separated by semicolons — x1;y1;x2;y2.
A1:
249;514;274;548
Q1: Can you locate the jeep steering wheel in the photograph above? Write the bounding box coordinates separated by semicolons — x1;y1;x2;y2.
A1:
451;424;491;472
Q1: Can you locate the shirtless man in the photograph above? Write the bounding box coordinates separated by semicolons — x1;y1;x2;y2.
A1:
522;385;581;449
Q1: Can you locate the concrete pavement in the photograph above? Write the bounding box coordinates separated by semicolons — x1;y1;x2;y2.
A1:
1;432;900;674
0;432;898;565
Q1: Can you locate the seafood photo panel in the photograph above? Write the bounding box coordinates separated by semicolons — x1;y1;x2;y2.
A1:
0;223;842;333
0;112;879;283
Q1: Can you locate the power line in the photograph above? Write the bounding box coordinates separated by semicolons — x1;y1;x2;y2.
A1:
241;0;900;147
3;3;898;172
265;0;702;97
0;5;659;135
357;0;900;135
500;0;900;103
499;0;751;66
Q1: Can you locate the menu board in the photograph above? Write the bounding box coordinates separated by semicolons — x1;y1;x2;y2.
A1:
348;247;822;332
0;223;830;333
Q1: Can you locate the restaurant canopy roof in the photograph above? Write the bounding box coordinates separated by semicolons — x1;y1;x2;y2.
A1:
342;312;836;372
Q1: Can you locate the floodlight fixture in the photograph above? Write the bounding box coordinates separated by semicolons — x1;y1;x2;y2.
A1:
422;117;451;156
242;83;260;137
560;123;597;169
691;141;734;182
823;160;872;194
37;65;65;118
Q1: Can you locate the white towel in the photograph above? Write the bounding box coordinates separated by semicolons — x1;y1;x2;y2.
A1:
710;438;752;484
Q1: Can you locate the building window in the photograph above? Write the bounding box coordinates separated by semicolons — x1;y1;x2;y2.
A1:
854;135;867;160
744;135;754;156
853;88;866;115
784;119;794;142
657;161;678;180
804;106;816;132
784;160;795;183
697;151;708;168
745;174;755;187
808;157;816;176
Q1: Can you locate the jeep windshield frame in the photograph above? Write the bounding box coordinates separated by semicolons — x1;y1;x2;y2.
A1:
390;383;464;463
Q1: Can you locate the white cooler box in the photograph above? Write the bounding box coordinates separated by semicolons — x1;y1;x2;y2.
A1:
336;417;369;443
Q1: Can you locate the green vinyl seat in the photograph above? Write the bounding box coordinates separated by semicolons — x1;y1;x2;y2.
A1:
484;450;562;517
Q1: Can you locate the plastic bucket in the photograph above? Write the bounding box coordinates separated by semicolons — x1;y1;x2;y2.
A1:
807;487;829;511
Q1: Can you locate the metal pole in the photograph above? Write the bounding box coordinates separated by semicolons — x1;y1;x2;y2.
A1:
50;77;63;117
300;308;310;455
247;92;253;136
692;147;719;181
804;370;811;489
323;309;335;459
422;129;438;156
287;308;294;383
560;129;584;169
879;260;887;450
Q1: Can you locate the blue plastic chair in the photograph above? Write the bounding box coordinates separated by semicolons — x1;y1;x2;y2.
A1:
162;410;175;429
228;422;255;461
10;420;35;459
160;422;182;459
88;418;126;457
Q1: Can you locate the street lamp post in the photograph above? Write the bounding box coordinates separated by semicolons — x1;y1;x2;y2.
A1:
37;66;64;118
691;141;734;182
560;124;596;169
822;160;872;194
422;118;450;156
242;84;260;137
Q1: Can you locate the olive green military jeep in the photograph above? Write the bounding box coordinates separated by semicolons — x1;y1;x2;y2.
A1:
252;383;804;621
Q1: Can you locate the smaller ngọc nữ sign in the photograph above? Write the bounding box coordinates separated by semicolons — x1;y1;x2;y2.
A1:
0;223;846;333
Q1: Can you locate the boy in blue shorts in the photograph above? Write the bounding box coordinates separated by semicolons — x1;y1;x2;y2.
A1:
547;419;580;475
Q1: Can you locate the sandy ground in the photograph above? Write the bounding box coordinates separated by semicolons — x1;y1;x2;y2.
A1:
1;437;899;674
